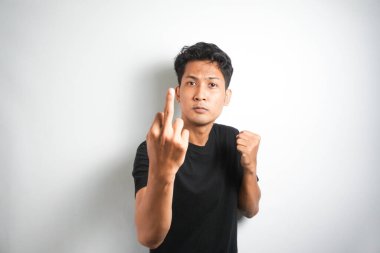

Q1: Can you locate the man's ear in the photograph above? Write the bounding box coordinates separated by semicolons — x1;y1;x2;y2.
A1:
175;85;181;102
224;89;232;106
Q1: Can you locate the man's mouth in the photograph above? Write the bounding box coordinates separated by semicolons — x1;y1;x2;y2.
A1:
192;106;208;113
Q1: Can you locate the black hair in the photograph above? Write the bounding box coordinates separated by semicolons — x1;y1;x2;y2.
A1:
174;42;233;89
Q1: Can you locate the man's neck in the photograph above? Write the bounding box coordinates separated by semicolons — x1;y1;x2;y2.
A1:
185;122;214;146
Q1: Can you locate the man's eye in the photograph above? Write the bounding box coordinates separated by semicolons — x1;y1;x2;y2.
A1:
209;83;217;88
188;81;196;86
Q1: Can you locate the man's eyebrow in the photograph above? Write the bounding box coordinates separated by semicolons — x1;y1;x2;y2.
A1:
184;75;220;80
184;75;198;80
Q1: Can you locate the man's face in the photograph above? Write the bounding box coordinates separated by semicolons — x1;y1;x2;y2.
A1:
175;60;231;128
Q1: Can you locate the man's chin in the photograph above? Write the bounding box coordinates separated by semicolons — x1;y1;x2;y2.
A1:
188;118;215;127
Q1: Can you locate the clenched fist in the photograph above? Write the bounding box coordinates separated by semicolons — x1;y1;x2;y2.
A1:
236;131;261;174
146;88;189;183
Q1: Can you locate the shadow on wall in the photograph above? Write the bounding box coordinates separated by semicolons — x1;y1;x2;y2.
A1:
31;63;177;253
0;110;11;253
129;61;180;139
33;158;145;253
126;62;178;251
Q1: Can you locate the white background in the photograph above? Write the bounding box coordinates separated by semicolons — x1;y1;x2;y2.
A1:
1;0;379;253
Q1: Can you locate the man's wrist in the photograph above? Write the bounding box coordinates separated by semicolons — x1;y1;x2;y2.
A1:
242;164;257;175
149;166;176;185
242;168;259;183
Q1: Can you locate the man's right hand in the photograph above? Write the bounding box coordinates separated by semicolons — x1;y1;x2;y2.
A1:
135;88;189;249
146;88;189;183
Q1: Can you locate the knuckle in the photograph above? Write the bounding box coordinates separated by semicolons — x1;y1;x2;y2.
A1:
155;112;163;122
150;128;159;137
162;134;170;142
173;139;186;150
146;133;155;142
162;127;173;137
174;118;183;127
173;141;181;149
179;144;187;152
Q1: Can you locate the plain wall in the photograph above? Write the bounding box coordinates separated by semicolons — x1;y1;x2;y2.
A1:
1;0;379;252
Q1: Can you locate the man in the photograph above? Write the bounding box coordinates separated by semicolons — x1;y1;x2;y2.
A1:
133;42;261;253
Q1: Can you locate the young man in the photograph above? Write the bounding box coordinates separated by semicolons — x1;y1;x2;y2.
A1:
133;42;261;253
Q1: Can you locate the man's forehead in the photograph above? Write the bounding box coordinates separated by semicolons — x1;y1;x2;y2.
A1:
183;60;223;78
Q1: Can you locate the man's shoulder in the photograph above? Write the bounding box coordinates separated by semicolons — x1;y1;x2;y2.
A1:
135;140;147;155
137;140;147;148
213;123;239;136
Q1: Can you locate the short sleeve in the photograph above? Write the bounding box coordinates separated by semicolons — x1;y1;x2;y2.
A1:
132;141;149;196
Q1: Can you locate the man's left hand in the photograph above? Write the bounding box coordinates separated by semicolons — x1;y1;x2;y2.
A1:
236;130;261;174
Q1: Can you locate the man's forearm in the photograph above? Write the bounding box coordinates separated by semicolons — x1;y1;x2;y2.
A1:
238;170;261;218
135;172;175;249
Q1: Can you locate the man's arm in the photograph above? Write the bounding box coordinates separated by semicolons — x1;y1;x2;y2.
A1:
135;178;174;249
135;88;189;249
236;131;261;218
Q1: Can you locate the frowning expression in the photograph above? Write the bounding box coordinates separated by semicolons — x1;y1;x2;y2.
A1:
175;60;231;128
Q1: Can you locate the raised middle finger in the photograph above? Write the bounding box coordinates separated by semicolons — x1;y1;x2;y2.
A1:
163;88;175;129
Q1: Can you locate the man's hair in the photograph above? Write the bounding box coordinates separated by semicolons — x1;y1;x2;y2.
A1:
174;42;233;89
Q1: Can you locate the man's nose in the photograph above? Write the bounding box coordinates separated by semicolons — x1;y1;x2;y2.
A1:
194;85;207;101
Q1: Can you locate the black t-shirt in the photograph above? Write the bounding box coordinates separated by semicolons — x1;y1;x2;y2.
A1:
133;123;244;253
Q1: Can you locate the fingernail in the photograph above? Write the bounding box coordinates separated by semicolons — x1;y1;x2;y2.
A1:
169;88;175;96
